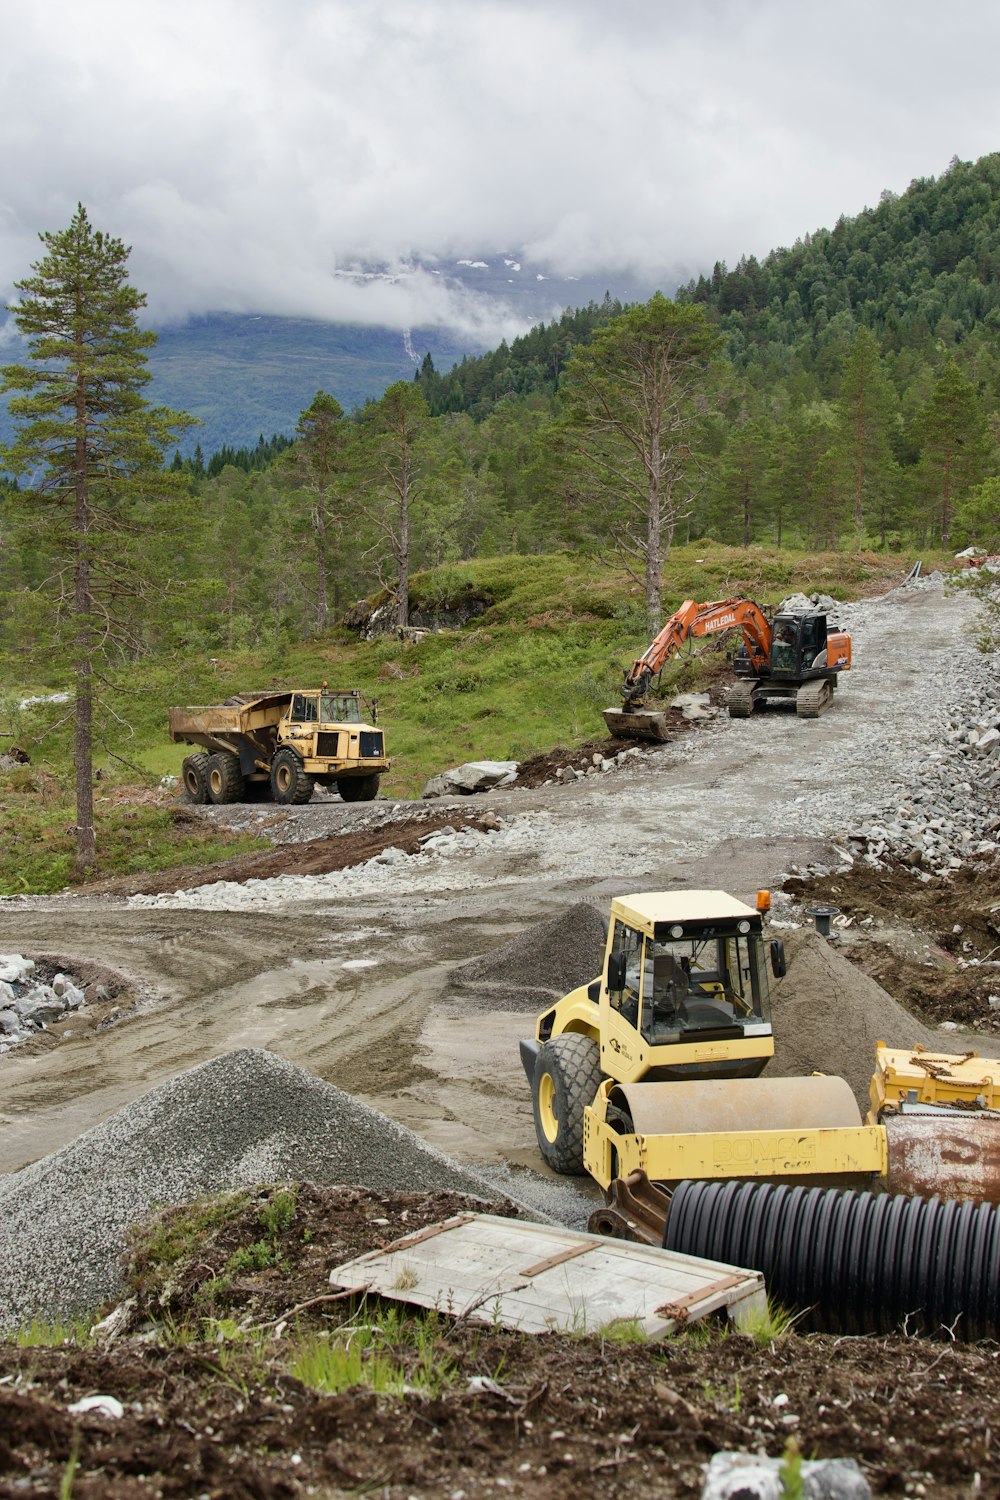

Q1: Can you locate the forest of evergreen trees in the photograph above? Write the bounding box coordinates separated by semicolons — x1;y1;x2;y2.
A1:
4;153;1000;667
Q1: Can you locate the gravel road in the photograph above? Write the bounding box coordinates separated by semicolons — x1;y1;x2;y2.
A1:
0;578;993;1206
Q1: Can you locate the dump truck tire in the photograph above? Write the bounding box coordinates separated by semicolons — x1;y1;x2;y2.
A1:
532;1033;602;1175
181;752;211;804
339;774;380;802
207;751;245;804
271;747;314;805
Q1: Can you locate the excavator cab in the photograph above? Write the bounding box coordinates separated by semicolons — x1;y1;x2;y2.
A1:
767;612;828;677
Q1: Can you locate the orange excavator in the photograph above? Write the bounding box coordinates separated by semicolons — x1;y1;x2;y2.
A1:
603;597;852;740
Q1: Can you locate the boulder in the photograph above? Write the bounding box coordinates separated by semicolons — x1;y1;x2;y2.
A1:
422;760;518;798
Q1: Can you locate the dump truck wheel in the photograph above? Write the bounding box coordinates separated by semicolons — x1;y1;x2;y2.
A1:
181;752;211;804
270;747;314;805
338;774;380;802
207;751;245;804
532;1033;602;1175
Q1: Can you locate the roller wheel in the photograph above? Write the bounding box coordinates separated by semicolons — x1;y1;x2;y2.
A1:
532;1032;602;1175
338;774;380;802
207;751;245;804
181;752;211;804
270;747;315;805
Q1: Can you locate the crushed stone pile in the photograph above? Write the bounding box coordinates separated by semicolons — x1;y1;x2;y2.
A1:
450;902;608;1010
0;1048;510;1332
766;928;939;1109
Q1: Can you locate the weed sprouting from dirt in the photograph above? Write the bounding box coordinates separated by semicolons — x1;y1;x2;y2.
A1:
15;1316;94;1348
288;1306;456;1398
739;1297;799;1348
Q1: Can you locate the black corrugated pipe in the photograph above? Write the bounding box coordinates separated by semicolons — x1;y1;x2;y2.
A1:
663;1180;1000;1340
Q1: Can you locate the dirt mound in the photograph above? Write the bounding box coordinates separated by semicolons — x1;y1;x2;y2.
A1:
2;1182;998;1497
86;811;497;897
784;863;1000;1032
451;902;608;1009
0;1049;507;1332
515;736;664;787
767;928;940;1108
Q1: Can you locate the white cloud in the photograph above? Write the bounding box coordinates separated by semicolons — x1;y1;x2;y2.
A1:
0;0;997;341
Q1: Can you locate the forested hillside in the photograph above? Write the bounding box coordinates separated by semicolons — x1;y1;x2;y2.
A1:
2;153;999;709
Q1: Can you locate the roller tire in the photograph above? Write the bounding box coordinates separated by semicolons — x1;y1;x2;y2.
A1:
270;747;315;805
181;752;211;804
338;774;381;803
532;1032;602;1175
207;751;245;805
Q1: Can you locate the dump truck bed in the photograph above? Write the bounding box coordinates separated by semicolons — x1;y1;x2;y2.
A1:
168;694;291;744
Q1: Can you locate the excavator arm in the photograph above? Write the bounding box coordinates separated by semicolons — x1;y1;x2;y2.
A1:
620;597;772;710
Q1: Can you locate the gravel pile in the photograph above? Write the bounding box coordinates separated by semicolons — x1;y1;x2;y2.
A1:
451;902;608;1010
0;1048;513;1331
766;928;939;1109
843;657;1000;879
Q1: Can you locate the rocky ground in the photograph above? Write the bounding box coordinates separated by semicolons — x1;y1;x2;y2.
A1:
1;574;1000;1496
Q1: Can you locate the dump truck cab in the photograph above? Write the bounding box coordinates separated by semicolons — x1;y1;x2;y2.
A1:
520;890;785;1174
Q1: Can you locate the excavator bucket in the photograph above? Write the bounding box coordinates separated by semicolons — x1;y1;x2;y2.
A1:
603;706;672;741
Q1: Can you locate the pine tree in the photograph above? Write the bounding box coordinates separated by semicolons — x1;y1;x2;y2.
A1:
911;358;991;546
293;391;352;631
833;327;898;547
357;382;430;628
561;294;720;636
0;205;193;872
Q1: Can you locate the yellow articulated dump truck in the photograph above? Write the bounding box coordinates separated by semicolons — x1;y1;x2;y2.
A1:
169;687;389;806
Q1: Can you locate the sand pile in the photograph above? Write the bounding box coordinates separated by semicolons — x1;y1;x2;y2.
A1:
450;902;608;1010
0;1049;507;1332
766;929;941;1108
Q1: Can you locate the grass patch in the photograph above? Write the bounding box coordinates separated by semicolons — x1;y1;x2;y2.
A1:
0;791;269;895
287;1307;456;1398
14;1316;94;1348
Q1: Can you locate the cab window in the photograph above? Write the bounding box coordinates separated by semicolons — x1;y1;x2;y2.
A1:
291;694;318;723
608;922;644;1028
320;693;362;723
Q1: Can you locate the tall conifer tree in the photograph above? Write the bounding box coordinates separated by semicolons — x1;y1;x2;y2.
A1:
0;205;193;871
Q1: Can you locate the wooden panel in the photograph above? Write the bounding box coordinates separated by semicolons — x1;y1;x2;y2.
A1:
328;1214;765;1339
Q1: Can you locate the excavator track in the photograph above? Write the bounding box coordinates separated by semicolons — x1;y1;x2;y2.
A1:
726;682;756;718
795;679;834;718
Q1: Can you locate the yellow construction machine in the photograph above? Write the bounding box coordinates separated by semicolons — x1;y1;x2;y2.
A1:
519;889;786;1174
520;889;1000;1245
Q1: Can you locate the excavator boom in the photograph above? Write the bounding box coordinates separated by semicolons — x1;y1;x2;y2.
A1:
604;594;851;738
603;596;772;739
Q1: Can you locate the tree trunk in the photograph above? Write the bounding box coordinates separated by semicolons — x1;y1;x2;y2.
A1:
74;414;96;873
645;430;662;638
314;493;329;632
396;449;410;629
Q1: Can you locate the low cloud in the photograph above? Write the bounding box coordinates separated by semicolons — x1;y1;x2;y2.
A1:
1;0;997;338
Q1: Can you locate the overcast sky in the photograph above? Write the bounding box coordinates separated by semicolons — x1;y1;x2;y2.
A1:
2;0;998;342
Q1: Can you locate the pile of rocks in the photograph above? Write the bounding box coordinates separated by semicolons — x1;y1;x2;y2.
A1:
845;671;1000;879
0;954;88;1052
552;746;645;783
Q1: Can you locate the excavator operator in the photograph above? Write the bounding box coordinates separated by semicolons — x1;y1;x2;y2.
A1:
770;623;797;672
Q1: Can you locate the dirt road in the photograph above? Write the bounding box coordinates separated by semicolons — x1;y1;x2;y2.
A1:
0;581;986;1187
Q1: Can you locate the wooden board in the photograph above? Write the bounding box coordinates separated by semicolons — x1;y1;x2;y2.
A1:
328;1213;765;1339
